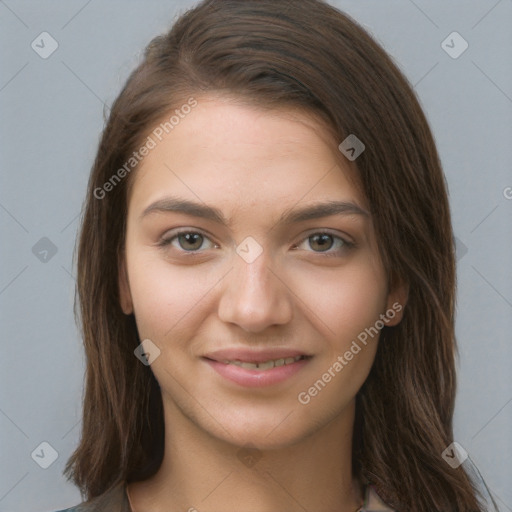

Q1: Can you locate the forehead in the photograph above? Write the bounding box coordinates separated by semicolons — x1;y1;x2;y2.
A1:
127;96;367;222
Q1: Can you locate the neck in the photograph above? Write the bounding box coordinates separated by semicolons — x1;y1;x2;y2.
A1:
128;399;363;512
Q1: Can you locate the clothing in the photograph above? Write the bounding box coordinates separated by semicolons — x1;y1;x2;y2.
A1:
54;481;396;511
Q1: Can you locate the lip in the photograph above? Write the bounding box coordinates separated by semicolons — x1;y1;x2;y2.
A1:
202;348;312;388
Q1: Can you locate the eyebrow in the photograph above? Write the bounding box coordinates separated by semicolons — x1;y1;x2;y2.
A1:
140;196;369;226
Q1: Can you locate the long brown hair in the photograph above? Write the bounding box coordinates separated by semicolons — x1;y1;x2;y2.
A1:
64;1;497;510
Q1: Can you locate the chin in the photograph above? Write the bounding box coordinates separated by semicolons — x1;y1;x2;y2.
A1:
205;407;319;452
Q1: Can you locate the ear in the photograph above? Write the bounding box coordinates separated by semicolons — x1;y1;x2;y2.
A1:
384;275;409;326
118;249;133;315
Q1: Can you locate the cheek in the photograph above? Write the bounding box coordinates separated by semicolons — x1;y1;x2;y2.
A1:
126;254;221;340
290;260;388;350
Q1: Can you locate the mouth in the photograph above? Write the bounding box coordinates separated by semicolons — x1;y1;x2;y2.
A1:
205;354;310;371
202;350;313;388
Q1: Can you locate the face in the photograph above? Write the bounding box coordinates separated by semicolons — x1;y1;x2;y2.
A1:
119;96;407;449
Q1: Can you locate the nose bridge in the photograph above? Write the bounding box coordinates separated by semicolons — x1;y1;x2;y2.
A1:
217;237;293;332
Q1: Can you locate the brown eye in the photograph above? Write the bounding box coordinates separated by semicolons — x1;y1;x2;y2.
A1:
294;231;355;257
309;233;335;252
176;232;204;251
158;230;217;253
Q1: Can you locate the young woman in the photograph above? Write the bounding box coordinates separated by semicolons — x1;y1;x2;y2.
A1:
57;0;497;510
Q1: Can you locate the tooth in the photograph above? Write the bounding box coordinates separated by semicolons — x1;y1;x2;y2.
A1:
284;357;296;365
257;360;275;370
274;358;285;367
240;362;258;369
232;360;243;367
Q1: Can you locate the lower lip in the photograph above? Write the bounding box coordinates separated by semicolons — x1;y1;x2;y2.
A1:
203;357;311;388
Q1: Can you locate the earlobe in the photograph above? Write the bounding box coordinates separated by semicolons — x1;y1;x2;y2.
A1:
118;252;133;315
385;278;409;326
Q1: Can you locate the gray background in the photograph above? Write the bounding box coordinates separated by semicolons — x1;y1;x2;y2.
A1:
0;1;511;511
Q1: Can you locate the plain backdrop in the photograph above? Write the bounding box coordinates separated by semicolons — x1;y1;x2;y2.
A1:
0;1;511;511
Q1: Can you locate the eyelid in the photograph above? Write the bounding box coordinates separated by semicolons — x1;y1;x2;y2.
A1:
299;228;355;245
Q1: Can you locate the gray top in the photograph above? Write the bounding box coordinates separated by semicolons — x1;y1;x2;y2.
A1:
55;481;396;511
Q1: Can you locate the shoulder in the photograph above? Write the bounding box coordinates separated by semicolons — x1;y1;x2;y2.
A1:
51;482;130;512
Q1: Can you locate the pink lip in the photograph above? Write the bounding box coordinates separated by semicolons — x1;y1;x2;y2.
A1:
203;353;312;388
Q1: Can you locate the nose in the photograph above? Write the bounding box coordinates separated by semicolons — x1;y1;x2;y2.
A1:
217;246;293;333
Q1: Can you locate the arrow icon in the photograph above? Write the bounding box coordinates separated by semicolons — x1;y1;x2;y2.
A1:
441;441;468;468
338;134;365;161
35;39;45;48
38;249;48;260
236;236;263;263
31;441;59;468
441;32;468;59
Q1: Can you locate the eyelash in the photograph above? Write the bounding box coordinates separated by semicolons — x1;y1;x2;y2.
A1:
157;228;356;258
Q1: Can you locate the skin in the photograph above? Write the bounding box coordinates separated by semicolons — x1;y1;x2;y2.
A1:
120;95;407;512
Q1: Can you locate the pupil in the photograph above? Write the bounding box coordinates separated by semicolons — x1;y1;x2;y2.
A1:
311;234;333;252
180;233;202;250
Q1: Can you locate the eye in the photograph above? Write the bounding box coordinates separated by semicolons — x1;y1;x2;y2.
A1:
158;229;217;253
293;231;355;257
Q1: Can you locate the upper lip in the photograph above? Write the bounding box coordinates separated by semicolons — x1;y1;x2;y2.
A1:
203;348;312;363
